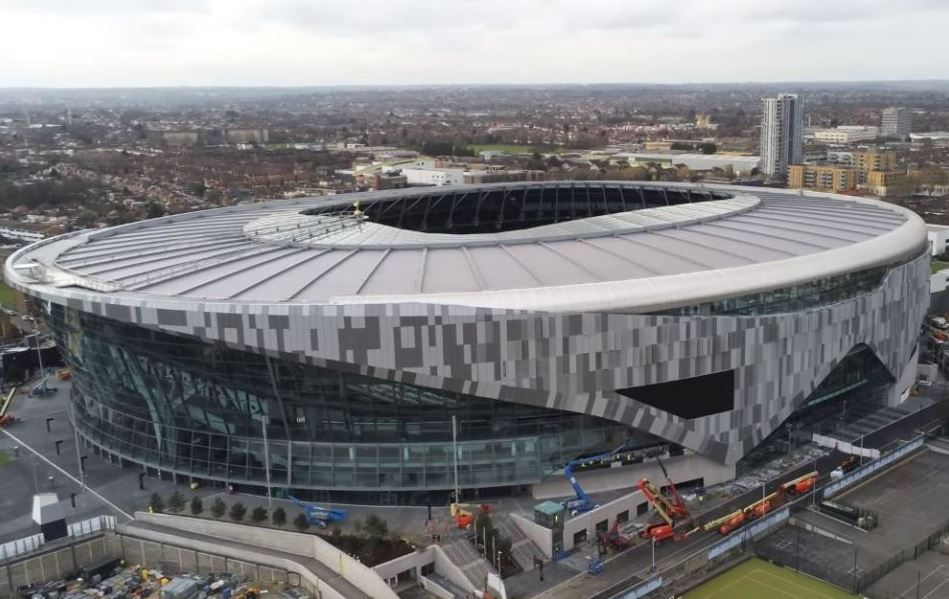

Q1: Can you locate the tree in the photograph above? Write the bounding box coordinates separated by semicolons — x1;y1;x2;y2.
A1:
272;507;287;527
168;490;185;513
148;493;164;513
251;506;268;524
145;201;166;219
190;496;203;516
211;498;226;518
229;502;247;522
293;513;310;531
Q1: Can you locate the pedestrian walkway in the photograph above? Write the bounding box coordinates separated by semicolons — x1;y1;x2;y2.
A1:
440;533;495;590
830;405;917;443
495;513;544;572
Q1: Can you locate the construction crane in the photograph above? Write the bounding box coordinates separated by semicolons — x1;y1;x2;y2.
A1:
637;457;690;543
289;495;348;529
562;445;628;516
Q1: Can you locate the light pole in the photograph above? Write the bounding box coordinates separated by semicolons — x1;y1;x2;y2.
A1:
31;325;46;393
452;415;460;504
651;535;656;572
71;405;85;491
261;413;272;509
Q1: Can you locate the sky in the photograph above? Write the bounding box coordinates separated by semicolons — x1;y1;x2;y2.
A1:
2;0;949;87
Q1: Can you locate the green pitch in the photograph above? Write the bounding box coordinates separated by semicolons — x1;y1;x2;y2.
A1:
684;558;857;599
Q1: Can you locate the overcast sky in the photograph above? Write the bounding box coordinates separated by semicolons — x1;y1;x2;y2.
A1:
2;0;948;87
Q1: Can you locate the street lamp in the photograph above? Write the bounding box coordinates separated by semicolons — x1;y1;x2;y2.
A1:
651;535;656;572
30;321;46;394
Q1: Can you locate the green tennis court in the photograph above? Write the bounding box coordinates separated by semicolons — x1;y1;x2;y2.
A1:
684;558;857;599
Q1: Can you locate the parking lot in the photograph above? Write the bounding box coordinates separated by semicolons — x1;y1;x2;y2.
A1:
867;550;949;599
756;448;949;592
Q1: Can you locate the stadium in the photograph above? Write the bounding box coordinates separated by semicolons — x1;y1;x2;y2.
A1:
4;181;930;504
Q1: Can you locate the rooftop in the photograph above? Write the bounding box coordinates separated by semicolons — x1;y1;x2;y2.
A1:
5;182;926;313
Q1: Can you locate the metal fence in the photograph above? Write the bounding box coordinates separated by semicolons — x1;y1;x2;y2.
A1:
755;517;949;595
607;575;662;599
68;515;117;538
822;436;924;498
0;534;44;562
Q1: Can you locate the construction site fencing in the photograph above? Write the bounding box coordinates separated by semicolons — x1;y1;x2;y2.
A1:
0;534;44;562
822;436;924;499
68;515;117;538
0;516;117;563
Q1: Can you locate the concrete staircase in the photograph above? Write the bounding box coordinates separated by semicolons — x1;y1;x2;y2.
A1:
831;405;914;443
440;534;495;590
495;513;545;573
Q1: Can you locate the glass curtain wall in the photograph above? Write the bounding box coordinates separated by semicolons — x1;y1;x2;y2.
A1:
48;305;630;503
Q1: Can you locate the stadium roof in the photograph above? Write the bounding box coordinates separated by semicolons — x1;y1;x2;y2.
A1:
6;182;926;313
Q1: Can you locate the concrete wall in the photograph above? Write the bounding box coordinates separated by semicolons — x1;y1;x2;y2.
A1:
132;513;396;599
119;523;346;599
531;453;735;500
374;545;433;581
115;534;295;589
420;575;454;599
509;512;554;559
0;534;119;598
431;544;477;594
563;489;644;552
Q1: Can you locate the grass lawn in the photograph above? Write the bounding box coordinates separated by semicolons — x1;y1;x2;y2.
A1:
468;144;536;154
0;451;10;466
932;261;949;274
0;280;16;309
684;558;857;599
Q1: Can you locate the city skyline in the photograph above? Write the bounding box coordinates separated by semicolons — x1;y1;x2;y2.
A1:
2;0;949;88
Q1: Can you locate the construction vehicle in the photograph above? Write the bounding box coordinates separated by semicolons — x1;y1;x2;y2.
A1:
783;471;817;496
819;499;878;530
561;445;628;515
599;519;634;550
703;472;817;536
637;457;690;543
288;495;348;529
450;502;493;529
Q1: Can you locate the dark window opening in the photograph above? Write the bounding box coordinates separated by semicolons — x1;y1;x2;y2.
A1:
616;370;735;419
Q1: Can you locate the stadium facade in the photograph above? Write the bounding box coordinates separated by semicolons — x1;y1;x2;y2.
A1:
5;182;930;503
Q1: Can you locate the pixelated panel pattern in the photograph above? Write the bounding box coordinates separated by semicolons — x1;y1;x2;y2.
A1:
18;252;929;464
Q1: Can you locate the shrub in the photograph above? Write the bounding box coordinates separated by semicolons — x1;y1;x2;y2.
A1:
229;502;247;522
272;507;287;526
211;498;226;518
190;496;203;515
168;491;185;513
148;493;164;513
251;506;268;523
293;513;310;531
